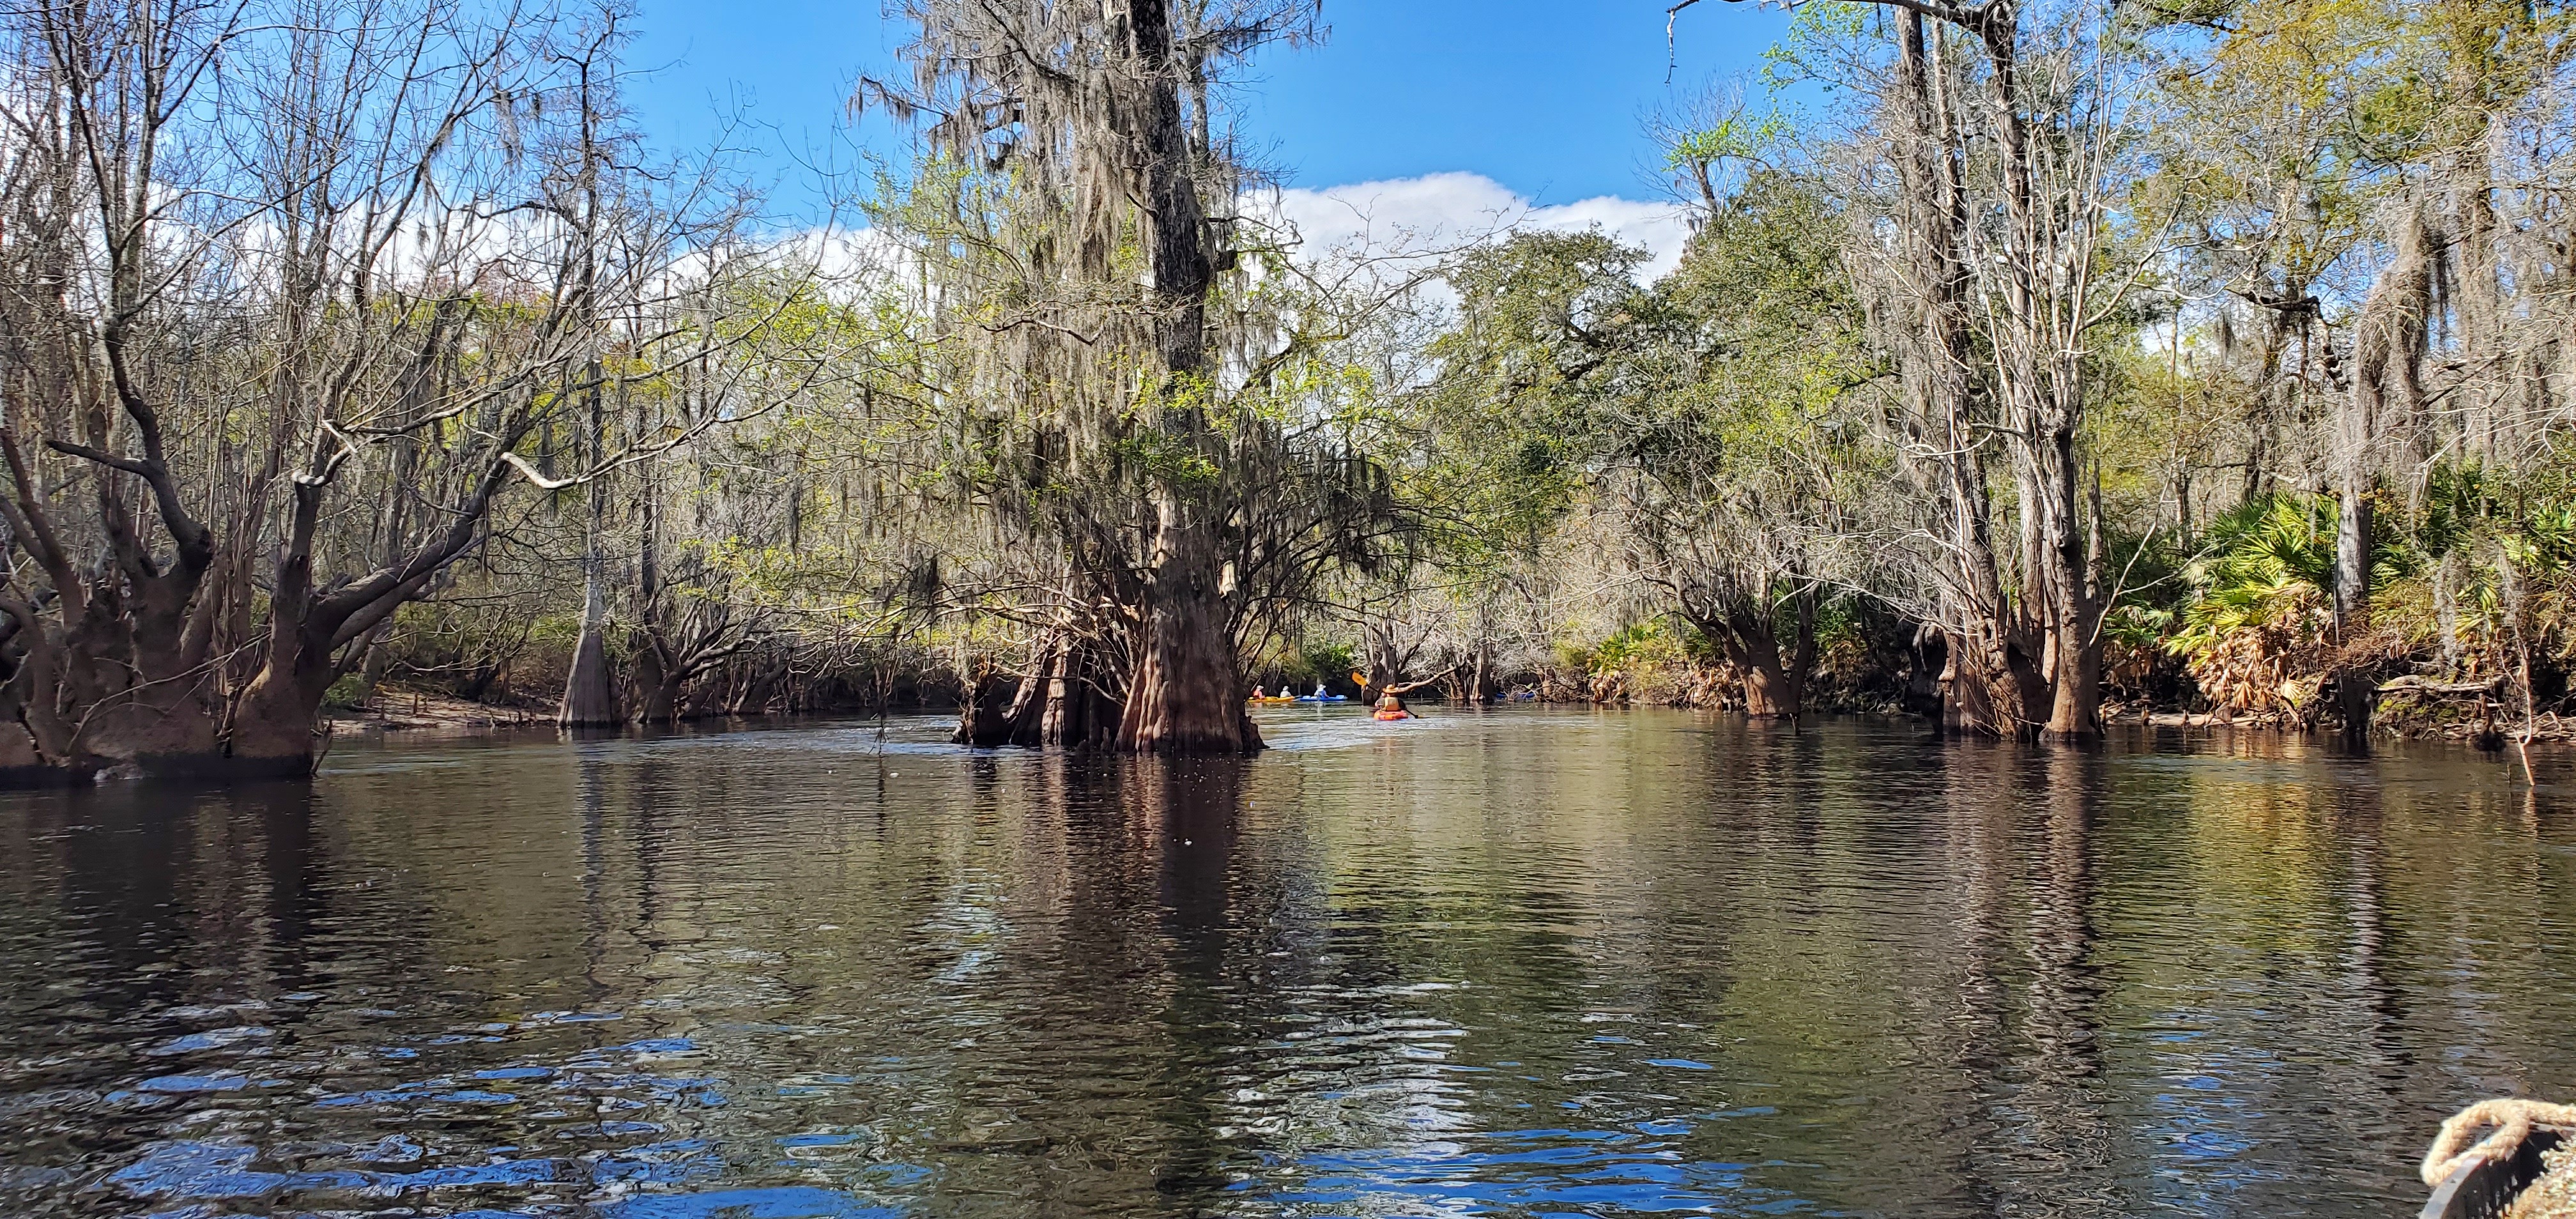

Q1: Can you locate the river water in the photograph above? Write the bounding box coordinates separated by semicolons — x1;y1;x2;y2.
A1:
3;709;2573;1218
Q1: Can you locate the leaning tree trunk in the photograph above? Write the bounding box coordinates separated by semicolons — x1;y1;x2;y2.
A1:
231;463;514;775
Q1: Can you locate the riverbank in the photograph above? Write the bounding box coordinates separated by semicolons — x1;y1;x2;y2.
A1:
2098;698;2576;744
322;679;955;736
330;678;2573;754
1532;658;2575;746
325;684;551;733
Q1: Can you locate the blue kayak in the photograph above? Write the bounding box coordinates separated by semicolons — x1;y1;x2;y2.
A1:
1293;694;1349;703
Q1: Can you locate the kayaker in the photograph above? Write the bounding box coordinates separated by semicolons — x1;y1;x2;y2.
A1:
1360;670;1452;721
1250;685;1266;700
1312;681;1328;698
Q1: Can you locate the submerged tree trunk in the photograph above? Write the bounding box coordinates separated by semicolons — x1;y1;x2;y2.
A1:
228;463;516;775
1710;590;1817;718
957;637;1059;747
2044;615;2103;742
629;472;678;726
1943;622;2053;740
561;572;622;728
1042;637;1123;749
1735;641;1797;717
2040;452;2106;744
1467;640;1496;703
229;656;334;776
1002;641;1054;747
953;665;1015;747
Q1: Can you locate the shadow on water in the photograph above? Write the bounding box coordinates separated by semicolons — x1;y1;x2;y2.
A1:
3;710;2576;1216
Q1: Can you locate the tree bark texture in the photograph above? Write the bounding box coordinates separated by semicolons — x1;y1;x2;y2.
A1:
1707;592;1817;718
1107;0;1257;755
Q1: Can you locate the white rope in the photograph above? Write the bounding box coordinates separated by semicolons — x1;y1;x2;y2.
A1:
2423;1099;2576;1187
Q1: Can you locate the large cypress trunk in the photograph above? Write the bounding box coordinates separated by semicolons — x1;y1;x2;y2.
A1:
0;598;234;780
1944;623;2051;739
1119;503;1260;753
229;652;334;776
230;512;334;776
1108;0;1257;755
1710;594;1816;719
1467;640;1496;704
1737;647;1795;717
224;469;513;777
560;575;622;728
2044;617;2103;743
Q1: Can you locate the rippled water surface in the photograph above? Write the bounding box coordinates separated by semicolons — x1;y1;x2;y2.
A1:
6;709;2576;1217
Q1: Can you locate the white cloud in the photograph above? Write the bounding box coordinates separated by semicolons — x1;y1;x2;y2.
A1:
769;224;910;284
760;172;1691;312
1262;172;1691;280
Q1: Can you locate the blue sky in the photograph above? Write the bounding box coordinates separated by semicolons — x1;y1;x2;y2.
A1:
624;0;1794;229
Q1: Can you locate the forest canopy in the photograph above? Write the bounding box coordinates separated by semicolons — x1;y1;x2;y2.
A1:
0;0;2568;780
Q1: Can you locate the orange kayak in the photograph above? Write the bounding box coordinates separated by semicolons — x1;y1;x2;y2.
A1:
1374;709;1411;721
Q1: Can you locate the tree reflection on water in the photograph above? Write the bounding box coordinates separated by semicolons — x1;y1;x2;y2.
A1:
0;710;2568;1216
